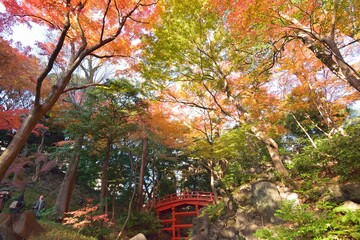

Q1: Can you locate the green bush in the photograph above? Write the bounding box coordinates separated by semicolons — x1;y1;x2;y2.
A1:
121;211;162;238
291;123;360;185
255;201;360;240
200;200;226;222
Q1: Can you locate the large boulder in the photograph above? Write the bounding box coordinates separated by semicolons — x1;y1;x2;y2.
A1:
0;213;17;240
191;213;210;239
130;233;147;240
13;210;46;239
319;183;360;204
251;181;281;223
0;210;45;240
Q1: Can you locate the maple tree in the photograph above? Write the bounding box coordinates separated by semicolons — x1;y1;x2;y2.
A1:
210;0;360;92
0;37;46;133
275;41;353;142
141;0;296;186
0;0;158;182
128;100;192;210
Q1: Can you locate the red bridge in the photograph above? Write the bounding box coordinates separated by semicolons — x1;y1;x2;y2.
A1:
151;191;216;240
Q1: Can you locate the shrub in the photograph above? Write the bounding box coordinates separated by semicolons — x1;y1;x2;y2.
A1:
121;211;162;238
200;200;226;222
63;198;114;239
255;200;360;240
291;123;360;183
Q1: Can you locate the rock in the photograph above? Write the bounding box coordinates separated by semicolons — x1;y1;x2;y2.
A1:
130;233;147;240
189;235;206;240
235;212;249;230
242;223;259;236
217;227;237;239
0;211;45;240
0;214;17;240
340;184;360;203
320;183;360;204
233;184;252;206
280;192;300;204
13;210;46;239
334;201;360;213
251;182;281;221
192;214;210;238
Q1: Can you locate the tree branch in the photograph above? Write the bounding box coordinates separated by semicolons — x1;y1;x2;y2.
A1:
63;83;108;93
34;9;71;106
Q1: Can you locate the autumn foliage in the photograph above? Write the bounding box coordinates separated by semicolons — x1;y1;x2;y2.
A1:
63;198;113;237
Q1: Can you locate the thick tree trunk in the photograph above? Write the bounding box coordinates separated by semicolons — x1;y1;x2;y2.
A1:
279;12;360;92
0;1;146;184
55;134;84;215
100;139;112;214
250;126;296;188
0;106;46;182
136;138;148;211
0;19;75;183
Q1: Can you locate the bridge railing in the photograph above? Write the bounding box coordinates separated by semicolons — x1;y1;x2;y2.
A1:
151;191;215;209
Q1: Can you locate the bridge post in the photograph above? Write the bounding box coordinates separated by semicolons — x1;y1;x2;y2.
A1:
172;207;175;239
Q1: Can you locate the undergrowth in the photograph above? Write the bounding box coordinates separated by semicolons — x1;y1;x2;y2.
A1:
255;200;360;240
28;220;97;240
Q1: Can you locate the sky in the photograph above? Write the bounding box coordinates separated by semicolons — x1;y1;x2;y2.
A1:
10;24;46;47
0;2;46;48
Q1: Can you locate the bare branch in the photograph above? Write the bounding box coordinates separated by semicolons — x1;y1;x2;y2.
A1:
34;10;71;106
13;14;58;29
339;38;360;49
89;53;131;59
201;81;231;117
161;93;216;111
100;0;112;42
72;3;87;63
330;0;338;39
63;83;108;93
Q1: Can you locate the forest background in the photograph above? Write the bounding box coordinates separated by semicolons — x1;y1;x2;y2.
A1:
0;0;360;239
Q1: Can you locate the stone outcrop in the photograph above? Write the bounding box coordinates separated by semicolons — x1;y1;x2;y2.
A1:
251;181;281;223
319;183;360;204
190;181;297;240
0;210;46;240
190;180;360;240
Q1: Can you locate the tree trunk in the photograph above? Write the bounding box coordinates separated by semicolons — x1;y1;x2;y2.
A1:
55;134;84;215
117;153;137;240
136;138;148;211
209;168;218;204
111;194;115;222
0;106;47;182
250;126;296;188
279;12;360;92
0;19;77;182
32;130;47;182
100;139;112;214
0;1;147;183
